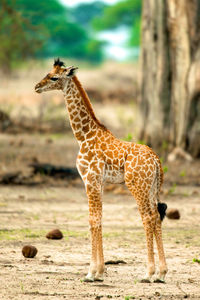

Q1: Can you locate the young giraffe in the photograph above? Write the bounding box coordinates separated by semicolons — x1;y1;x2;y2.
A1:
35;59;168;283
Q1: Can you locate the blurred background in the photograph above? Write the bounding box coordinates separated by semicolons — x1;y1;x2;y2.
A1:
0;0;200;185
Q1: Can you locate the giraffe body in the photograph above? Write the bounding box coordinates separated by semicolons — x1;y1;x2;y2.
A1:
35;59;168;283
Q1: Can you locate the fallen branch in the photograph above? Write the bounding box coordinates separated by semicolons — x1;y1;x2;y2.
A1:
105;260;126;265
29;163;79;179
0;172;21;184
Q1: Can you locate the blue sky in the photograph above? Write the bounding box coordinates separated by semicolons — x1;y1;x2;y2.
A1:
60;0;119;7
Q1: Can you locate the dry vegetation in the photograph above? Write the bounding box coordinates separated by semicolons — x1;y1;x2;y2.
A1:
0;61;140;136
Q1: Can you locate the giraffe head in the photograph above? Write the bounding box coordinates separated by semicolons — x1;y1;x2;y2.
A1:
35;58;78;93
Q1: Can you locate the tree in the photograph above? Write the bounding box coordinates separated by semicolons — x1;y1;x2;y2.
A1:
0;0;105;72
140;0;200;159
69;1;107;62
71;1;107;29
16;0;105;62
0;0;42;74
92;0;141;48
13;0;91;59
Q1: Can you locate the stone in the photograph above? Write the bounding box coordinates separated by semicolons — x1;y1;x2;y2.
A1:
46;229;63;240
166;208;180;220
22;245;38;258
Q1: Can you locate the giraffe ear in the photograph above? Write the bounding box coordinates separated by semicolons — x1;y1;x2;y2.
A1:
67;67;78;77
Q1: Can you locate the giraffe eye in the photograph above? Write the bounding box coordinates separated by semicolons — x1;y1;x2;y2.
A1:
51;77;58;81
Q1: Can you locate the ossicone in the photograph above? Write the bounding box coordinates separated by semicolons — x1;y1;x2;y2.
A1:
54;58;65;67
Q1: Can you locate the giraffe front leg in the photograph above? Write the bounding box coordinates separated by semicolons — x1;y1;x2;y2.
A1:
95;224;104;281
84;225;98;282
84;181;104;282
85;224;104;282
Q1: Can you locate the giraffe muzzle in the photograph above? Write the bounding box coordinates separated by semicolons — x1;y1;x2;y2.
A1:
35;84;42;93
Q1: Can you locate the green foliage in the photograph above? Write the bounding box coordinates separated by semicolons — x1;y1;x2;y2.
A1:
129;16;141;47
93;0;141;30
125;296;135;300
43;21;89;59
162;140;169;150
169;183;177;194
0;0;43;73
20;282;24;293
179;170;186;177
15;0;103;61
163;166;168;173
137;139;145;145
0;228;46;240
124;133;133;142
0;0;104;72
71;1;107;29
93;0;142;47
85;39;105;63
193;258;200;264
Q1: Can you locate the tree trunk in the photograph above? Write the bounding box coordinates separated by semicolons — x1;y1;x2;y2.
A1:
140;0;200;159
140;0;170;148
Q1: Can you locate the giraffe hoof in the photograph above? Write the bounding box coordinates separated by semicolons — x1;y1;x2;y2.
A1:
140;278;151;283
94;275;104;282
83;273;95;282
83;277;94;282
154;278;166;284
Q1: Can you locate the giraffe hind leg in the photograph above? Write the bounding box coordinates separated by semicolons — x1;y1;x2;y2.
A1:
140;213;156;282
125;181;156;282
153;210;168;282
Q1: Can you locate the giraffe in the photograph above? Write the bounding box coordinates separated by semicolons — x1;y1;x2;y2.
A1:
35;58;168;283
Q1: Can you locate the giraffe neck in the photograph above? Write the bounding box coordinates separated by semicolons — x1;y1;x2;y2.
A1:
63;76;106;144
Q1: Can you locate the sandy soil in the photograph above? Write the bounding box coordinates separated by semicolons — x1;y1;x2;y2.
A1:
0;134;200;300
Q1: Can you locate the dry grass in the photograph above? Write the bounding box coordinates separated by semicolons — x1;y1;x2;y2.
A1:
0;60;141;138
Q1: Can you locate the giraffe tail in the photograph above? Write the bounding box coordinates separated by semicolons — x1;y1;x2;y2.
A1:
157;202;167;221
155;160;167;221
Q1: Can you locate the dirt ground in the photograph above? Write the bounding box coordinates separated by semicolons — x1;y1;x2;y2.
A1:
0;133;200;300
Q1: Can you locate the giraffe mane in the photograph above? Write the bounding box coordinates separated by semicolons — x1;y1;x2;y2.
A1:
73;76;107;131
